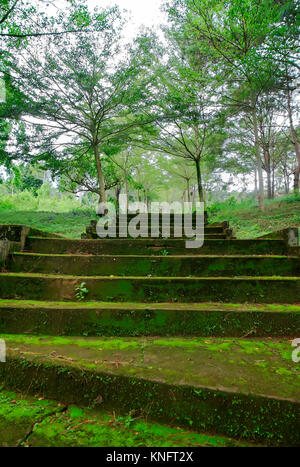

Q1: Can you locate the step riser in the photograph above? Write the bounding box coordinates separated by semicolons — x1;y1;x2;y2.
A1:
100;221;224;229
86;233;227;240
1;357;298;446
1;307;298;337
86;234;228;240
1;276;299;303
25;238;288;256
113;225;225;234
9;255;300;277
109;214;210;222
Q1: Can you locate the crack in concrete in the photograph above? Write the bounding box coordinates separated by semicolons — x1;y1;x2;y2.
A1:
17;404;68;447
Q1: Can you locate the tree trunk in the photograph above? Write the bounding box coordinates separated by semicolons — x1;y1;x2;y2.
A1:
254;169;258;196
124;170;128;214
266;166;272;200
272;161;275;199
195;159;204;203
94;144;107;204
286;85;300;192
252;107;264;211
293;170;299;192
259;120;272;200
115;185;121;213
182;190;186;210
186;179;191;203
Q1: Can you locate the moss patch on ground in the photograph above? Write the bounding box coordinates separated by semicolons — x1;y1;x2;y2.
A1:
0;390;254;447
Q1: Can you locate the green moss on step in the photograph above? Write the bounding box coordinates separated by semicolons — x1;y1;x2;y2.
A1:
0;390;255;447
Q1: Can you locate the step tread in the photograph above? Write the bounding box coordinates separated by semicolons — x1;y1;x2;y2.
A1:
1;272;300;280
27;237;284;242
2;335;299;402
1;299;300;313
12;252;296;259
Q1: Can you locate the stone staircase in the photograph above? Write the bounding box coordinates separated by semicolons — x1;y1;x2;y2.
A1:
0;219;299;446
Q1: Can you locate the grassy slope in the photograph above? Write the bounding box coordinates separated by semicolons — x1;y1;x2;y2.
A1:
210;198;300;239
0;210;96;239
0;197;299;239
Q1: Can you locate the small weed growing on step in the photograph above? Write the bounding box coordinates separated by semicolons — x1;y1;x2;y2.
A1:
75;282;89;301
160;249;169;256
109;410;140;429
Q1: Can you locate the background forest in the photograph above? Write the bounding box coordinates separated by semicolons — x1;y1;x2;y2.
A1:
0;0;299;237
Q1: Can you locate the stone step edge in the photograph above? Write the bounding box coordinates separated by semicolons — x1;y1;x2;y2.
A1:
26;236;286;243
11;252;297;259
1;299;300;313
1;273;300;280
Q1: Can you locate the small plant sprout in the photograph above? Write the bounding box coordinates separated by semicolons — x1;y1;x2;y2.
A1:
75;282;89;301
161;249;169;256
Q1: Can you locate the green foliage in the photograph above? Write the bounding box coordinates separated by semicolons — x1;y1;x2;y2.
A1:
160;249;170;257
0;185;84;213
208;195;300;240
75;282;89;301
207;196;257;217
0;0;111;43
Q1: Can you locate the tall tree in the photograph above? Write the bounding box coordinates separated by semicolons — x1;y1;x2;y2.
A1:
165;0;293;209
9;26;157;203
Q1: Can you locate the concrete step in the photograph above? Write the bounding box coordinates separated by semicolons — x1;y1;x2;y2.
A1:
25;237;288;256
0;273;300;303
0;300;298;337
109;213;210;223
85;232;228;240
0;389;254;447
1;335;298;445
9;253;300;277
112;224;225;233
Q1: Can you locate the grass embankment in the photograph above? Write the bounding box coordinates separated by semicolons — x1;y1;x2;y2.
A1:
209;195;300;239
0;210;96;239
0;195;299;239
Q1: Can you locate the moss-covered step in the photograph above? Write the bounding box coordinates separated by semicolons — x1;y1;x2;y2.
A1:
0;389;62;446
0;335;299;445
109;225;227;234
1;273;300;303
25;237;288;256
0;224;65;241
0;300;299;337
9;253;300;277
87;232;228;240
0;390;254;447
95;222;227;233
113;213;210;224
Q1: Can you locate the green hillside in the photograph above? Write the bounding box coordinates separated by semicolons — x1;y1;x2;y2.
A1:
1;195;300;239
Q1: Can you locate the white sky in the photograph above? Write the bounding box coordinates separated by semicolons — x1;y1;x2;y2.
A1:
89;0;167;38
